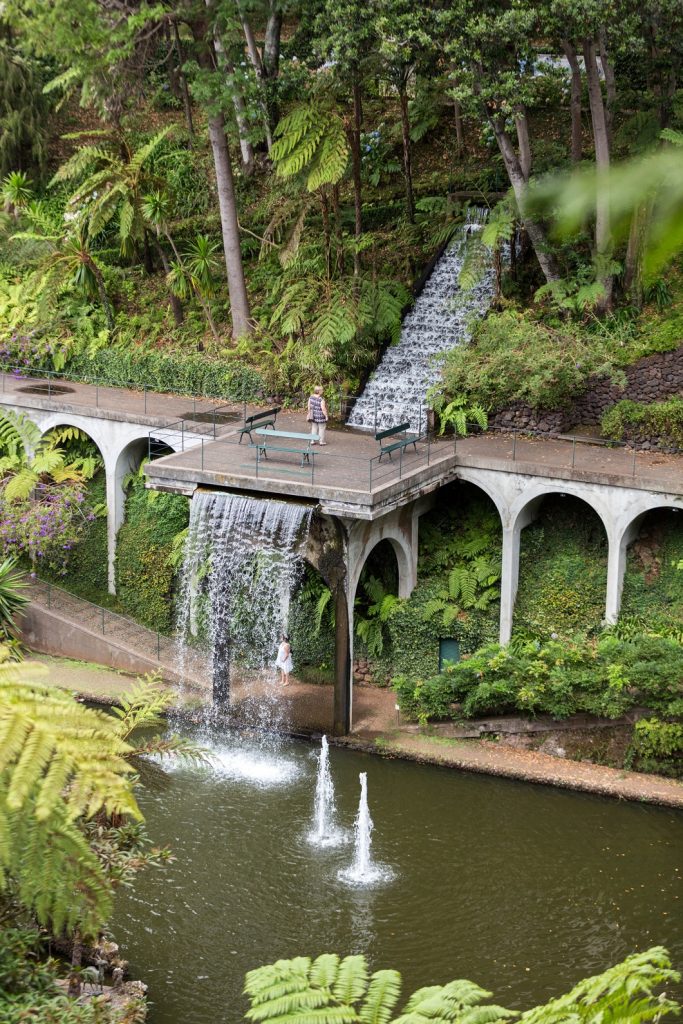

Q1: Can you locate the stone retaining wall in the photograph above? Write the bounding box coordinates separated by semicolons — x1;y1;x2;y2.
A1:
491;344;683;439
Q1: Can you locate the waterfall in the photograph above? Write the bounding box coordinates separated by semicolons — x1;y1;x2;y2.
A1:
176;491;312;715
346;209;494;433
308;736;343;846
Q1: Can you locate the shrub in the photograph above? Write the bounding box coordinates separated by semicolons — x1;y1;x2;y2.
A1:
439;310;615;412
601;396;683;448
67;349;266;401
393;632;683;727
627;717;683;777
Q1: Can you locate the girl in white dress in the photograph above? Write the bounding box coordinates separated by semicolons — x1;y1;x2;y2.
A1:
275;634;293;685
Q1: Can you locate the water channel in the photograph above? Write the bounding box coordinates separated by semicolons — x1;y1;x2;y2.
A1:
111;733;683;1024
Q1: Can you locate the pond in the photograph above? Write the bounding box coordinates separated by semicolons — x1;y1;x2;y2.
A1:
111;732;683;1024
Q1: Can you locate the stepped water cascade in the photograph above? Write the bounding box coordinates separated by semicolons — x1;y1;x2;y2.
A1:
347;209;494;433
176;490;312;740
308;735;344;846
339;772;392;885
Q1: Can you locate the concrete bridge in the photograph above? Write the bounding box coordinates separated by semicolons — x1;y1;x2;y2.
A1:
2;370;682;733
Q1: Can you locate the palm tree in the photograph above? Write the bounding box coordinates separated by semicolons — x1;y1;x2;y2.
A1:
51;127;184;324
167;233;223;344
12;216;115;332
0;557;28;643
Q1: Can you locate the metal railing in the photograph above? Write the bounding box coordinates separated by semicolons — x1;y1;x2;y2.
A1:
27;577;176;663
147;416;449;494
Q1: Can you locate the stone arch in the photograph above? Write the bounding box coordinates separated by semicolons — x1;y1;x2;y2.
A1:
606;496;683;624
500;486;611;644
453;467;508;527
347;517;416;605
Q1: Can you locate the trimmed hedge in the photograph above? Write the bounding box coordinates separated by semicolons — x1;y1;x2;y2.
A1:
67;349;266;401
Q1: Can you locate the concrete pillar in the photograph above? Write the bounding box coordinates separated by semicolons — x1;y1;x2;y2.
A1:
105;458;126;595
605;519;640;624
498;525;521;646
499;499;542;645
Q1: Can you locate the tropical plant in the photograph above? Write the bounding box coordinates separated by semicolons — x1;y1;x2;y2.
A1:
51;127;173;257
433;395;488;437
243;948;680;1024
0;411;100;502
0;558;28;643
271;103;350;194
355;576;399;657
0;659;140;937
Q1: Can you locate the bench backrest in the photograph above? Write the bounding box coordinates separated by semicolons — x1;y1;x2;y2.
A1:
244;407;280;427
375;421;411;442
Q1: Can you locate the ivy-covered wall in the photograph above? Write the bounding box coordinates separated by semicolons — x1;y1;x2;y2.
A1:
115;474;189;632
621;510;683;633
513;496;608;639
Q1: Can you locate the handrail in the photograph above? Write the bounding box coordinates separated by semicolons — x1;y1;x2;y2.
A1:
26;576;174;662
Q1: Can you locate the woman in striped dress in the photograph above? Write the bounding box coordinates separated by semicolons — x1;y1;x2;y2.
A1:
306;385;329;445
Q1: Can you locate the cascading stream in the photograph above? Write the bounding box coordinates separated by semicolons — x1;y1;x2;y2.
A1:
347;209;494;433
176;491;311;723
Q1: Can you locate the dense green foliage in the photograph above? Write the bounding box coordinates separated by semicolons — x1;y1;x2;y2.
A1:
243;949;680;1024
115;470;189;632
0;928;124;1024
394;632;683;726
440;311;617;413
621;511;683;633
602;396;683;448
513;497;608;639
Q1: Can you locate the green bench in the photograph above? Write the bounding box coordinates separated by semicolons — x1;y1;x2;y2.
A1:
251;427;319;468
238;406;281;443
376;422;419;461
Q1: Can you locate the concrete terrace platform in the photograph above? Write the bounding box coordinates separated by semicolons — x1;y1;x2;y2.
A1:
145;410;683;519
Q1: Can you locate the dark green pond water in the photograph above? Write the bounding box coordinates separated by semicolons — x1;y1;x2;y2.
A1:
111;735;683;1024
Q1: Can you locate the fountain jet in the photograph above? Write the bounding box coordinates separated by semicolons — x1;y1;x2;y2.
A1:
339;772;392;885
308;736;343;846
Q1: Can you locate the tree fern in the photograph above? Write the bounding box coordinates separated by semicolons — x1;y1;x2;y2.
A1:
0;660;141;935
272;104;349;192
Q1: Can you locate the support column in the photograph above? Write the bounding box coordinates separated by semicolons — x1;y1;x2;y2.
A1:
498;499;541;645
333;583;351;736
498;524;521;645
105;458;127;595
605;520;639;624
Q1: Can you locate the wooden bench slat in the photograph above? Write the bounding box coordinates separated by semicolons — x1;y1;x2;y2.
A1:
375;421;411;442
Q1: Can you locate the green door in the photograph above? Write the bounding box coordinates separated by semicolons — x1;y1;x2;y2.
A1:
439;638;460;672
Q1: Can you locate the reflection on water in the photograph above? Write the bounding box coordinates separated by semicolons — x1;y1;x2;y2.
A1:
111;736;683;1024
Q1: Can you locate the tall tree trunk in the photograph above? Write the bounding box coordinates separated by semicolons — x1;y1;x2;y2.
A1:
206;116;251;336
351;78;363;278
143;229;154;274
488;113;561;283
165;22;182;100
213;30;255;175
598;27;616;147
399;86;415;223
90;260;115;332
241;16;263;74
192;16;252;337
263;3;282;79
172;21;195;142
453;99;465;154
331;184;344;276
320;189;332;280
68;932;83;998
583;36;613;312
514;107;532;181
623;200;652;309
153;237;184;324
561;39;582;163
